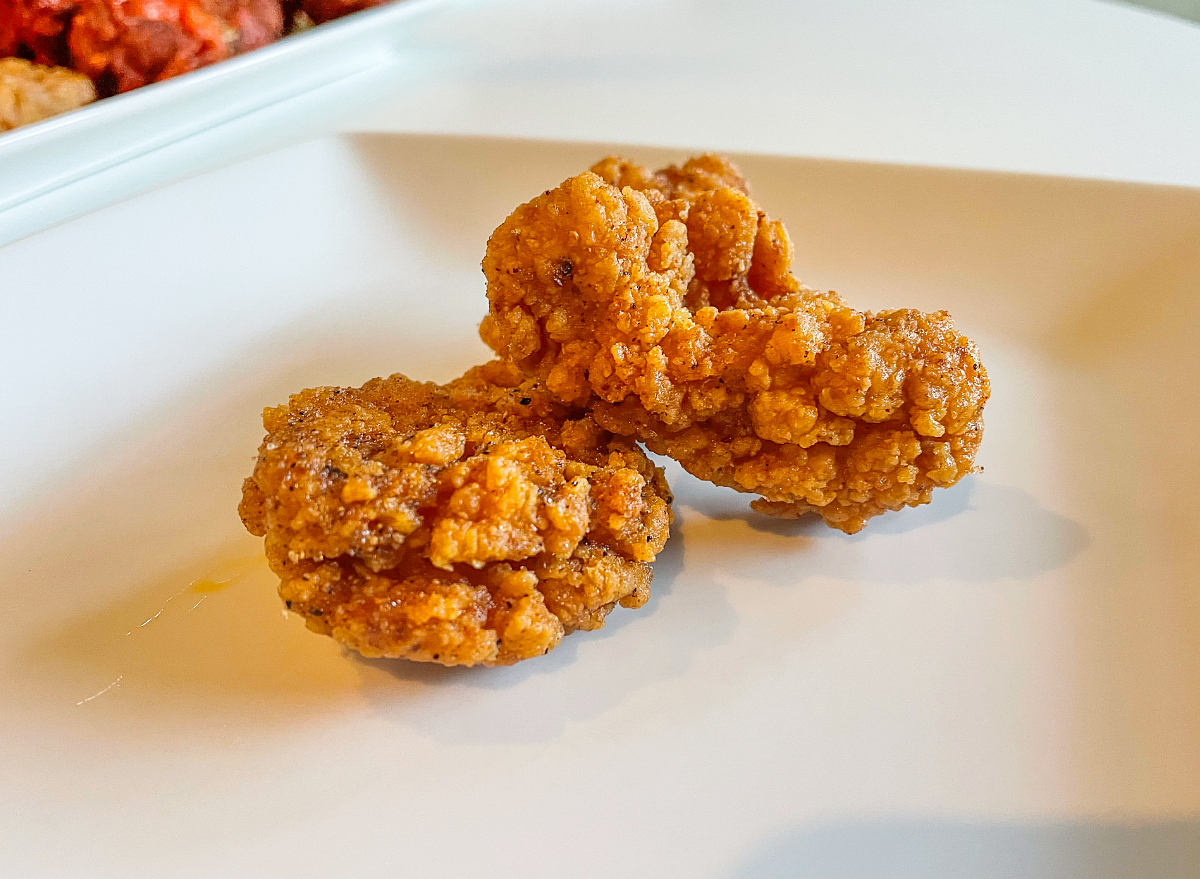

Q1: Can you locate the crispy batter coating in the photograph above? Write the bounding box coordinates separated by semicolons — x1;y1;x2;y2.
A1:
0;56;94;128
66;0;283;92
239;361;673;666
481;156;989;533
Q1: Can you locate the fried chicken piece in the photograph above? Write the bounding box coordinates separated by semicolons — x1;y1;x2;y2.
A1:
0;0;76;65
63;0;283;93
481;156;989;534
239;361;673;667
0;56;94;128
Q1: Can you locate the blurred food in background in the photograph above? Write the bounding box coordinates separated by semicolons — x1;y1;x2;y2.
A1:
0;56;94;129
0;0;390;129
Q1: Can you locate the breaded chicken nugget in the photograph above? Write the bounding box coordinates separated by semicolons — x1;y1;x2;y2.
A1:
481;157;989;533
239;361;673;666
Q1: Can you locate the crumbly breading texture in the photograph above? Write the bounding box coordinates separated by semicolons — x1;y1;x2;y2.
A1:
0;57;94;129
481;155;989;533
239;361;673;666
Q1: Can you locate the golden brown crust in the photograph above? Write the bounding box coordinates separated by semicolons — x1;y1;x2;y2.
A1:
481;156;989;533
239;361;673;666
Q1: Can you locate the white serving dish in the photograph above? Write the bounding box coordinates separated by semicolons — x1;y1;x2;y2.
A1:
1;132;1198;876
0;0;449;248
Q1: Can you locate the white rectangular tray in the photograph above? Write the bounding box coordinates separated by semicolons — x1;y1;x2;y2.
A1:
1;133;1198;877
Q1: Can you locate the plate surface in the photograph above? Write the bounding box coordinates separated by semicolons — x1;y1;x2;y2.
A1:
1;134;1199;877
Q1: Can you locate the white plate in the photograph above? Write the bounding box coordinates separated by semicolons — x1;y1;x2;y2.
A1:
2;134;1199;877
